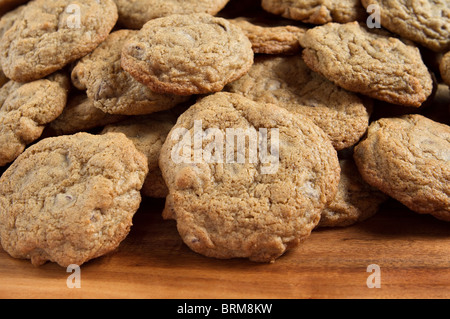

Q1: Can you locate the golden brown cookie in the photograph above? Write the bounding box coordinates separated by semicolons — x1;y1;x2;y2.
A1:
0;1;23;39
354;114;450;222
0;3;25;87
159;92;340;262
261;0;366;24
72;29;189;115
229;17;306;55
0;132;148;267
0;73;69;166
115;0;230;29
102;113;177;198
49;92;126;136
300;22;434;107
121;13;254;96
318;159;388;228
361;0;450;52
0;0;118;82
440;51;450;87
226;55;372;150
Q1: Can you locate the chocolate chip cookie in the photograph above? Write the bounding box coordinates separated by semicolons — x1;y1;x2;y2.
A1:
361;0;450;52
72;29;189;115
440;51;450;86
300;22;434;107
318;159;388;228
121;13;254;96
49;92;126;136
115;0;230;29
0;0;118;82
0;3;24;87
102;113;177;198
354;114;450;221
0;132;148;267
0;72;69;166
261;0;366;24
229;17;306;55
226;55;372;150
159;92;340;262
0;1;23;37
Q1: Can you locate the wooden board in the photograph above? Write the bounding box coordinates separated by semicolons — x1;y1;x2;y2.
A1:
0;198;449;299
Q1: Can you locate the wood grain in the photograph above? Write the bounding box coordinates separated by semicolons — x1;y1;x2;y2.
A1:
0;198;449;299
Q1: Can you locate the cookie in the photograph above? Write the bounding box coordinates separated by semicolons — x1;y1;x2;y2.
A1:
0;3;24;87
261;0;366;24
0;0;118;82
300;22;434;107
102;113;176;198
72;29;189;116
0;1;22;36
229;17;306;55
49;93;126;136
318;159;388;228
115;0;230;29
121;13;254;96
361;0;450;53
159;92;340;262
0;72;69;166
440;51;450;87
0;132;148;267
354;114;450;222
226;55;372;150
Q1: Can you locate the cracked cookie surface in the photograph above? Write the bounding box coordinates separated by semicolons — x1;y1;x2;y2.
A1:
261;0;366;24
361;0;450;52
226;55;372;150
121;13;254;96
354;114;450;221
300;22;433;107
0;72;69;166
72;29;189;115
0;132;148;267
0;0;118;82
114;0;230;29
159;92;340;262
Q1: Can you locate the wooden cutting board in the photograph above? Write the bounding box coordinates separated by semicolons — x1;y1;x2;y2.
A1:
0;198;449;299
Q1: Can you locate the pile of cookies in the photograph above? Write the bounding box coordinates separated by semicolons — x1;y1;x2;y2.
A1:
0;0;448;267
